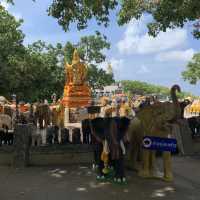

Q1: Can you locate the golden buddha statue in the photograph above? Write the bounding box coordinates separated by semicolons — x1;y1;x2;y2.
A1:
73;49;87;85
65;49;87;85
62;49;91;108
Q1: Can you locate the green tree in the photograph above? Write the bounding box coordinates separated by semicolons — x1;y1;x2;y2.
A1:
118;0;200;39
7;40;65;102
182;53;200;84
48;0;118;31
0;5;25;98
46;0;200;39
121;80;193;98
64;31;110;64
87;64;114;91
78;31;110;64
26;41;65;101
7;1;200;38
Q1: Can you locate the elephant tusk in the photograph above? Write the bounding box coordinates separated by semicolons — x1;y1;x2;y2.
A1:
120;140;126;155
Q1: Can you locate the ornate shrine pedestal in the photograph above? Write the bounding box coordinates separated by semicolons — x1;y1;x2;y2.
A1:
62;84;91;108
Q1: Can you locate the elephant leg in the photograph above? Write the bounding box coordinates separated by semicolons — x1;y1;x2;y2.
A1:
82;131;87;144
113;157;126;183
113;147;125;177
139;149;151;178
95;144;105;178
113;159;119;178
163;151;173;181
149;150;157;176
127;143;136;169
127;142;141;171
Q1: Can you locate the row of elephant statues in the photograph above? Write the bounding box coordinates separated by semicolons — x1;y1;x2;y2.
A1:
82;85;184;183
0;102;65;130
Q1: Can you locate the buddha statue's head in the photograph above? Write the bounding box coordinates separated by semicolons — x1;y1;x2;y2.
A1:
72;49;80;64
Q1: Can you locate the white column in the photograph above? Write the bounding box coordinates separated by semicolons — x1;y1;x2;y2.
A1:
64;107;70;127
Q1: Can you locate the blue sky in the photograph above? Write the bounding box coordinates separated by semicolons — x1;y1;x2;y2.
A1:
1;0;200;95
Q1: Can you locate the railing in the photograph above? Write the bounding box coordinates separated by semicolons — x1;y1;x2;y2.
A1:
31;124;93;147
0;120;94;147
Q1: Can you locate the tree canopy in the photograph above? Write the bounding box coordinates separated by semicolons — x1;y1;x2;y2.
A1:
0;5;25;98
47;0;200;39
182;53;200;84
48;0;118;31
5;0;200;39
118;0;200;39
87;64;114;91
64;31;110;64
121;80;194;99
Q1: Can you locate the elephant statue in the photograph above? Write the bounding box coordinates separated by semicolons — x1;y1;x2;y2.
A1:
90;116;130;183
0;114;13;145
51;103;64;128
127;85;181;181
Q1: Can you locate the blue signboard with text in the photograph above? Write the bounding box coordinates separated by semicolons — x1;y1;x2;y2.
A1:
142;136;177;152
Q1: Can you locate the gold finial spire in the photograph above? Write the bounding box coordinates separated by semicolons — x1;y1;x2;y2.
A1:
72;49;80;64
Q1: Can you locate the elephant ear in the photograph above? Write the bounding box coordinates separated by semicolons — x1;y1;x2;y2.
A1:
90;117;105;140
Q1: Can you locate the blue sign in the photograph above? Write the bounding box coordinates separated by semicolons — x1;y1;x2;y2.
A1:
142;136;177;152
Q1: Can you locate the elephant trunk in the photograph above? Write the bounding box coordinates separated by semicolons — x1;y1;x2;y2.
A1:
170;84;181;120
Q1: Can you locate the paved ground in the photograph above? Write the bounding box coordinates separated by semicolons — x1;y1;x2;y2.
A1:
0;156;200;200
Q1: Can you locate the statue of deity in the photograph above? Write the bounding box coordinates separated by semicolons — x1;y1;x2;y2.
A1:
63;49;91;108
65;49;87;85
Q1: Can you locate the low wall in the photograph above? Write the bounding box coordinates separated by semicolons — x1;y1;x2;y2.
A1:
0;144;94;166
30;144;94;166
0;141;199;167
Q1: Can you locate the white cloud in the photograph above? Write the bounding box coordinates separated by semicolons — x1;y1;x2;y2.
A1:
110;58;124;80
137;65;150;74
156;49;195;62
0;0;10;10
117;16;187;55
